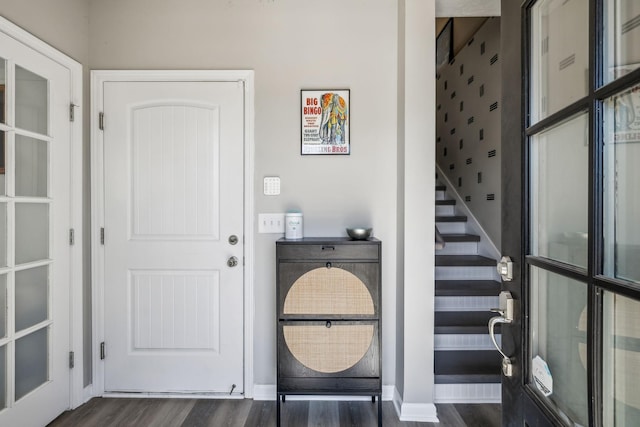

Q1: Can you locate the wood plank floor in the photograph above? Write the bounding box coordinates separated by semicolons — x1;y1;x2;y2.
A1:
48;398;501;427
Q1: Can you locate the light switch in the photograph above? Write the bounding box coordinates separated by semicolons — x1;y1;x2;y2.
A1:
263;176;281;196
258;213;285;233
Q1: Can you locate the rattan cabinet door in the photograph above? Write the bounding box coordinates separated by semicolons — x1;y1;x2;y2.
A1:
278;262;379;319
278;320;380;378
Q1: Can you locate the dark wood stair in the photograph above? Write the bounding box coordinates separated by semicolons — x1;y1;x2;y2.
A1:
434;183;502;397
435;280;501;297
435;350;502;384
435;255;497;267
436;215;468;223
435;311;500;334
441;233;480;242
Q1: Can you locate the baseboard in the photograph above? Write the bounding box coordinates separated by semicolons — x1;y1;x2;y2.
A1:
102;392;244;400
253;384;395;401
83;385;94;404
393;387;439;422
253;384;276;401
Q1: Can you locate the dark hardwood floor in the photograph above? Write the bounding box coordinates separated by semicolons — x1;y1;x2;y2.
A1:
48;398;501;426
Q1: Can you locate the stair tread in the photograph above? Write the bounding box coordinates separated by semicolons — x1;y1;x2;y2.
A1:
436;255;496;267
435;350;502;376
435;280;501;296
440;234;480;242
435;199;456;206
435;311;496;326
435;311;500;334
436;215;468;223
436;185;446;191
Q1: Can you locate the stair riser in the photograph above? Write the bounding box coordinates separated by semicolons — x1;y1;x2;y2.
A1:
435;296;500;311
436;190;447;200
436;266;497;281
436;242;478;255
434;384;501;403
435;205;456;216
434;334;501;351
435;222;466;234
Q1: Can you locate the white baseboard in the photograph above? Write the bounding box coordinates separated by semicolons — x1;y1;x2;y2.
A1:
253;384;276;401
393;387;439;423
253;384;395;402
102;392;244;399
82;385;94;405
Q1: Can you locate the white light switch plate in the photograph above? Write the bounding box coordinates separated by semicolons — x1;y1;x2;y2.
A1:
263;177;281;196
258;213;285;233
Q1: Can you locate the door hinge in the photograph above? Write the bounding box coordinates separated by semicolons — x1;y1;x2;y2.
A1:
100;342;106;360
69;228;75;245
99;112;104;130
69;351;75;369
100;227;105;245
70;103;76;122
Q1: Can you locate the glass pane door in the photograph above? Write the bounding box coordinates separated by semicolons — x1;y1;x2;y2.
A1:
523;0;640;424
0;57;52;410
526;1;592;425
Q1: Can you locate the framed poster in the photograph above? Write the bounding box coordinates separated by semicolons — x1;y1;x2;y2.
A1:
436;18;453;71
301;89;350;155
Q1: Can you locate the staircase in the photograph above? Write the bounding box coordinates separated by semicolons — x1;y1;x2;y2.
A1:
434;184;502;403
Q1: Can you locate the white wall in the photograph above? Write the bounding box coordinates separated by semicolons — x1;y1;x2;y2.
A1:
87;0;399;389
400;0;436;411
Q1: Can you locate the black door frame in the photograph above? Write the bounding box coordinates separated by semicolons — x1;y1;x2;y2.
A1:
501;0;640;425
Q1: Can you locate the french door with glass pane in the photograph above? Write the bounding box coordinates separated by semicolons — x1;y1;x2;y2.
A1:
500;0;640;425
0;28;73;426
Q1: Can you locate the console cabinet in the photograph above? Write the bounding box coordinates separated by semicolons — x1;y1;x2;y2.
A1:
276;237;382;426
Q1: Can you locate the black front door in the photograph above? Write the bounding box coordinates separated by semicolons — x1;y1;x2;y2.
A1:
500;0;640;425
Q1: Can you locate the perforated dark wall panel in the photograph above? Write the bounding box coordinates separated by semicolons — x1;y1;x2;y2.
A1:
436;17;502;246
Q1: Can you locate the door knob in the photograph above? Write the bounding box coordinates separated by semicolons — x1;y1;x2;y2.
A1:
488;291;514;377
227;256;239;267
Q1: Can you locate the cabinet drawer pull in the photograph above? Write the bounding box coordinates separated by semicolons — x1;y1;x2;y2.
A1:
326;321;332;328
321;245;335;251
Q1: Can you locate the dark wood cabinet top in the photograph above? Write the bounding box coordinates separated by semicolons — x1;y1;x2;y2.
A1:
276;237;380;245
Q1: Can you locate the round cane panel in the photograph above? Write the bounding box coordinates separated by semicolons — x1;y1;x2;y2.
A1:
283;324;374;373
283;267;374;315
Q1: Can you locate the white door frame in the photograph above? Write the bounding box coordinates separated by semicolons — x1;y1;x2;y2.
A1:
0;16;84;409
90;70;255;398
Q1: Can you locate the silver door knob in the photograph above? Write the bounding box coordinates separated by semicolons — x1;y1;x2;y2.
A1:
227;256;239;267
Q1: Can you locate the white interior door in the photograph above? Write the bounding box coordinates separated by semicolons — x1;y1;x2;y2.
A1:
0;31;72;426
102;80;245;394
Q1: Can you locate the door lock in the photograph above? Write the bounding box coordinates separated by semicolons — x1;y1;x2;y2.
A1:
227;256;239;267
488;291;515;377
497;256;514;281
